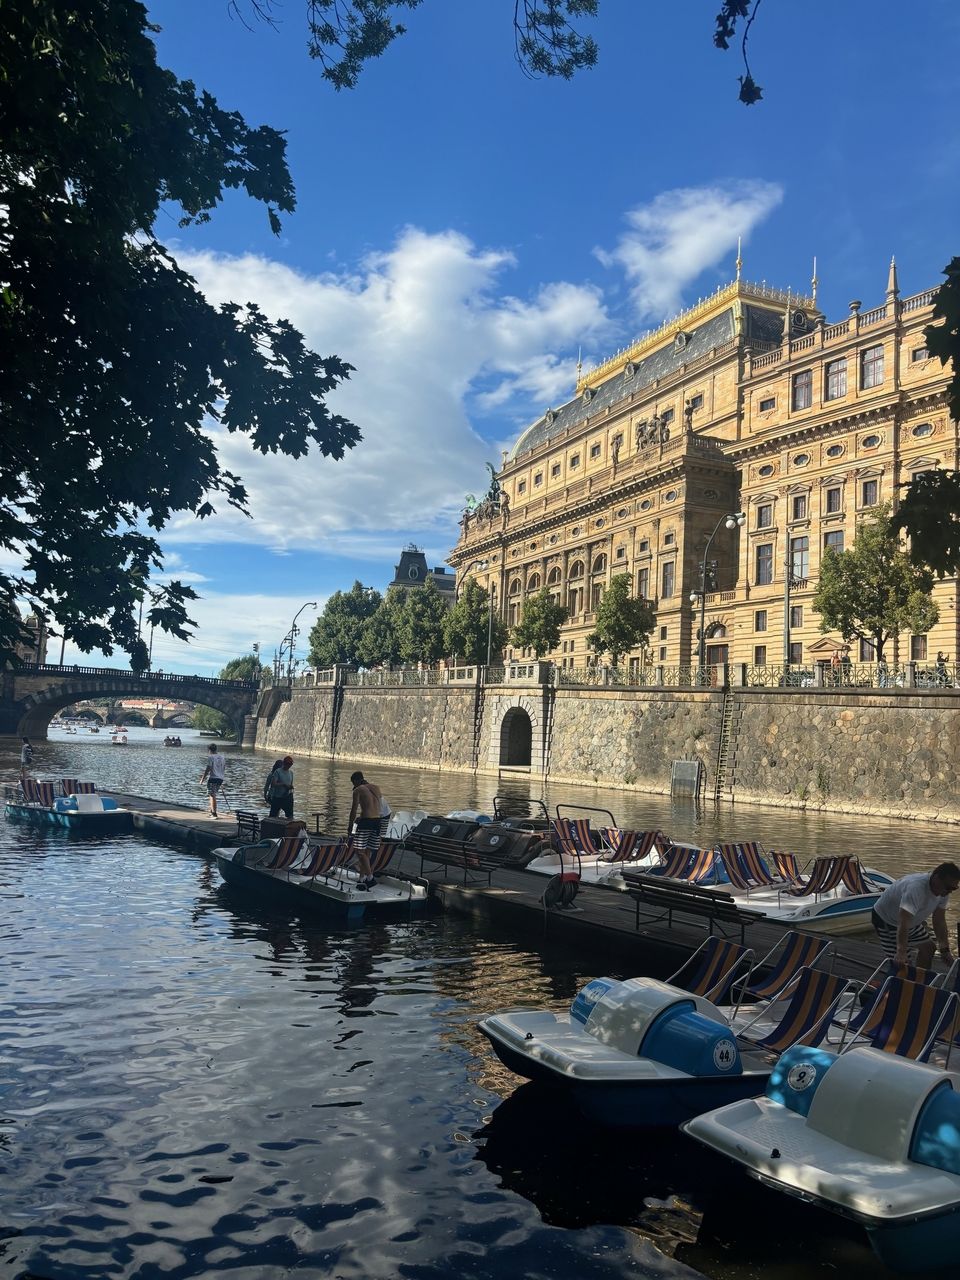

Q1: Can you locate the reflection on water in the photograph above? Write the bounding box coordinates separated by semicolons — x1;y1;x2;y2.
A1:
1;728;958;1276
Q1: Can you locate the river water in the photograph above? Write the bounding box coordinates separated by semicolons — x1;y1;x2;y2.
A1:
0;727;955;1278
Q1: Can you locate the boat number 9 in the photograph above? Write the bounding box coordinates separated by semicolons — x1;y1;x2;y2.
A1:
787;1063;817;1091
713;1039;737;1071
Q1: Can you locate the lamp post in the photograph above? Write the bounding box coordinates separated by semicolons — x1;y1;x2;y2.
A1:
284;601;317;684
690;512;746;670
460;559;496;666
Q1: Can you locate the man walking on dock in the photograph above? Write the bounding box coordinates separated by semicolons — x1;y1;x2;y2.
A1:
348;771;383;890
871;863;960;967
200;743;226;818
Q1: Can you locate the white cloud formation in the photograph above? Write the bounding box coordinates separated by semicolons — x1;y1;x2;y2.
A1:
595;180;784;321
168;229;610;552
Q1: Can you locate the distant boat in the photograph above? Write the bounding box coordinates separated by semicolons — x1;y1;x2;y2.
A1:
111;732;128;745
88;726;100;734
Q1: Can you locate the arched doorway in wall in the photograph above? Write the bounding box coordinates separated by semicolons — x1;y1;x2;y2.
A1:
500;707;532;768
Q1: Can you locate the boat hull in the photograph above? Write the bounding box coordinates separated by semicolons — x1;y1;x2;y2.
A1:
215;851;427;921
480;1027;766;1127
4;803;132;832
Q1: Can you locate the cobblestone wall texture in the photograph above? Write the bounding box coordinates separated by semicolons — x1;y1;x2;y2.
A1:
546;689;723;792
254;688;331;757
727;690;960;822
335;689;477;770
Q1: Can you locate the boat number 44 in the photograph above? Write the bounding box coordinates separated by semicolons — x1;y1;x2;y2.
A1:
713;1039;737;1071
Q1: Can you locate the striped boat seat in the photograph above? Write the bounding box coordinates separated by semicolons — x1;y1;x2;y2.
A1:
850;976;959;1061
654;844;695;879
23;779;56;807
551;818;580;858
264;836;308;871
370;839;399;874
74;781;97;794
740;931;833;1003
685;847;720;885
786;855;849;898
59;778;80;797
668;935;755;1004
771;851;801;884
570;817;601;856
737;841;776;887
840;859;872;895
716;843;754;892
742;968;849;1053
298;840;348;879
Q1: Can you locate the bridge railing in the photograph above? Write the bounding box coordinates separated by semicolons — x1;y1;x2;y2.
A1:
9;662;259;691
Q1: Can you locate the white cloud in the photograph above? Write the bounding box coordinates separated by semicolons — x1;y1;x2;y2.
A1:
168;229;610;552
595;180;784;321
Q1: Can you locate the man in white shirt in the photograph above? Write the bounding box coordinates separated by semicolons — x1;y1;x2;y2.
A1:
871;863;960;967
200;744;227;818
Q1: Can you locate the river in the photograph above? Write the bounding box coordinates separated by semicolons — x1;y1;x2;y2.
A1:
0;727;955;1278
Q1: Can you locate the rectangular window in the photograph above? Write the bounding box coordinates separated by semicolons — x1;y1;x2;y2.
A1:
759;396;776;412
790;535;810;579
912;347;929;363
637;568;649;599
590;442;601;459
534;472;543;487
789;641;803;665
638;539;649;552
824;530;845;553
569;454;580;469
825;486;841;514
755;543;773;586
689;393;704;411
860;638;876;661
615;545;626;560
754;644;767;665
911;635;928;661
591;582;603;610
825;357;847;401
791;369;813;410
757;503;773;529
862;478;878;507
790;605;803;628
659;646;667;661
517;481;526;494
569;638;575;651
791;493;807;521
661;561;675;598
661;408;674;425
861;344;884;389
755;609;768;631
664;532;675;545
551;463;561;477
659;625;668;641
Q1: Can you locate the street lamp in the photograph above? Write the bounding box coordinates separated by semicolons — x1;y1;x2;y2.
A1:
692;512;745;670
283;601;317;684
461;559;496;667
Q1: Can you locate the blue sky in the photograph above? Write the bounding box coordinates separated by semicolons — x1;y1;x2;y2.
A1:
70;1;960;673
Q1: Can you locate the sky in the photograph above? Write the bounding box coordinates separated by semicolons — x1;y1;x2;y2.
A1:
57;0;960;673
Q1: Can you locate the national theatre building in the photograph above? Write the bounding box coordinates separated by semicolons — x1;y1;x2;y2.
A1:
449;264;954;675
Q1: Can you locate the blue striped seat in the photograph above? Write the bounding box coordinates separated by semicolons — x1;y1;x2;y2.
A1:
740;968;850;1053
668;935;755;1004
844;976;960;1062
737;931;833;1004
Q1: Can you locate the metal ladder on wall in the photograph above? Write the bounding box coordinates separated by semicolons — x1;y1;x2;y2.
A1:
713;690;737;802
540;685;557;776
471;680;486;770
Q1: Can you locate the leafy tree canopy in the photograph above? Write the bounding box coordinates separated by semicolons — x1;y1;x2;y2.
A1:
587;574;655;665
357;590;403;668
512;587;568;658
1;0;358;667
192;652;265;732
308;581;381;668
392;579;449;665
443;577;508;666
812;504;939;661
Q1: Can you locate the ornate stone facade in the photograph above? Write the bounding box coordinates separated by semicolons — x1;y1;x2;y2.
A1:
449;268;954;670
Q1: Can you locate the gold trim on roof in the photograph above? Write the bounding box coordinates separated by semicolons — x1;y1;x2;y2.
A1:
577;279;816;391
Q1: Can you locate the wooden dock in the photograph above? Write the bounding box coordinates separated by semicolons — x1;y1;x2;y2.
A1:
107;792;888;984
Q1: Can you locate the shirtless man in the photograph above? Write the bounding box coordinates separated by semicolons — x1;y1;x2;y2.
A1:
348;770;383;890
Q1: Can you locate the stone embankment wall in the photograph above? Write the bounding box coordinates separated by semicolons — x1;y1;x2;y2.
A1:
254;681;960;823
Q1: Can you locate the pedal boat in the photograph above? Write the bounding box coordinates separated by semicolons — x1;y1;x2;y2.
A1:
683;1045;960;1273
214;838;428;921
4;786;130;831
478;976;777;1128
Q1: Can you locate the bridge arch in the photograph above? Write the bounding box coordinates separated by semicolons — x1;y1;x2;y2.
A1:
2;666;258;742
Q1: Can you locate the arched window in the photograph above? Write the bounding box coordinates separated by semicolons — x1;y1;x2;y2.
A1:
547;567;561;585
526;572;541;591
568;560;584;580
509;578;522;596
591;553;607;575
706;622;727;639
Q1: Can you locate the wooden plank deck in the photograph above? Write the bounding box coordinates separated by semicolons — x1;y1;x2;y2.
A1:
106;791;889;984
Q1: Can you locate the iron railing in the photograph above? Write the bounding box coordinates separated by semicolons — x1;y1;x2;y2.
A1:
10;662;258;690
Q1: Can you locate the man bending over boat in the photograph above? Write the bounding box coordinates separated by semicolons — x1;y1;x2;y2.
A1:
349;771;383;891
871;862;960;967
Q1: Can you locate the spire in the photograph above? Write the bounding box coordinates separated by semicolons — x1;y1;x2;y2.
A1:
811;255;819;306
886;255;899;300
576;345;583;386
782;289;792;341
735;235;743;282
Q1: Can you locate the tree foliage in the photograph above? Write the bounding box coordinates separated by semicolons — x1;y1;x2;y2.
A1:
192;652;265;732
511;588;568;658
357;590;403;668
392;579;449;665
812;505;939;660
1;0;358;667
308;581;381;667
587;574;655;665
443;577;508;666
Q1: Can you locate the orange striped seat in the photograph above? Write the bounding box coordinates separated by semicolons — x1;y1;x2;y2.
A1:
840;859;872;895
738;841;776;887
570;817;601;856
264;836;308;871
23;779;56;807
771;851;801;883
850;976;959;1061
74;781;97;794
741;969;849;1053
370;839;399;874
786;855;849;898
716;843;754;892
59;778;80;796
654;844;694;879
740;931;833;1003
685;847;720;885
298;840;347;879
668;936;754;1004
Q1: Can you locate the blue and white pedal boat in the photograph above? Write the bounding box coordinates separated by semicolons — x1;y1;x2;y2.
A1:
478;976;773;1128
683;1046;960;1273
4;787;130;831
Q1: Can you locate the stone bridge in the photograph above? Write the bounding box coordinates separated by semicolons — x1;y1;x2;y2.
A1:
1;664;260;743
